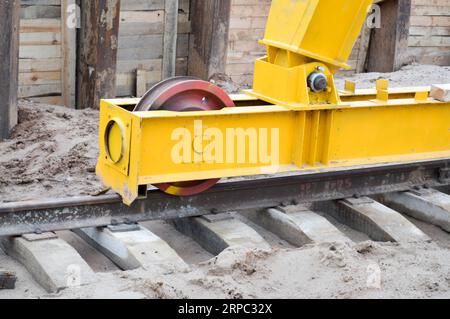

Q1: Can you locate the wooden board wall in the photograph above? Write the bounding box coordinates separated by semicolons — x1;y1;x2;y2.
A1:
408;0;450;66
116;0;192;97
17;0;192;104
18;0;65;105
225;0;270;87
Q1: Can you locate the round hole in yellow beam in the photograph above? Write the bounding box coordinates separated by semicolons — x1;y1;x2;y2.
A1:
105;120;124;163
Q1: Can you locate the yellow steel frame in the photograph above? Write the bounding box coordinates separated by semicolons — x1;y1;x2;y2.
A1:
247;0;373;108
97;89;450;205
96;0;450;205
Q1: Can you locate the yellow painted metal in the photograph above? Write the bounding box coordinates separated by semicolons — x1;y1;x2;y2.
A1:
235;86;433;104
95;83;431;107
95;0;450;206
260;0;372;69
338;86;431;101
247;0;373;108
97;93;450;205
97;102;134;200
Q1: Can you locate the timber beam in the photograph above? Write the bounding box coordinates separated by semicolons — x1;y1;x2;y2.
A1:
188;0;232;80
0;0;20;140
367;0;412;72
77;0;121;109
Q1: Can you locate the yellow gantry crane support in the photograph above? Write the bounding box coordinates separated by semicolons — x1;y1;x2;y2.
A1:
247;0;372;108
96;0;450;205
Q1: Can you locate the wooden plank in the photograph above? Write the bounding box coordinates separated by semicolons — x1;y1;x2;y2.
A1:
117;59;162;73
120;10;163;23
118;34;164;49
0;0;20;140
20;18;61;32
410;15;449;27
19;58;62;73
188;0;232;80
18;83;62;98
119;17;191;36
21;5;61;19
77;0;121;109
136;67;148;97
20;45;62;59
412;5;450;16
61;0;76;107
121;0;164;11
21;0;61;5
116;58;187;96
410;26;450;36
367;0;412;72
162;0;179;79
409;35;450;46
431;84;450;102
27;96;64;105
20;32;61;45
120;0;190;11
19;71;61;85
413;0;450;5
117;34;189;60
356;23;372;73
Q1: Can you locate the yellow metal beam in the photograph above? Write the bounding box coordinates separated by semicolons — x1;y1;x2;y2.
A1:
249;0;374;108
97;95;450;205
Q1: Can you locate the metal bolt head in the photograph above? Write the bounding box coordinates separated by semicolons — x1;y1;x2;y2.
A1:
316;66;326;72
307;72;328;92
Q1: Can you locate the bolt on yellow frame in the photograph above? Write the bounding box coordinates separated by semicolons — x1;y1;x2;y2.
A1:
96;0;450;205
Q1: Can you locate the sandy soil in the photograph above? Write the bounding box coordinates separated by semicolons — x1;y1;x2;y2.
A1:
86;241;450;299
0;64;450;299
335;63;450;89
3;239;450;299
0;102;103;202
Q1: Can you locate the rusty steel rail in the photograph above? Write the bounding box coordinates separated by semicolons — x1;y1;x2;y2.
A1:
0;159;449;237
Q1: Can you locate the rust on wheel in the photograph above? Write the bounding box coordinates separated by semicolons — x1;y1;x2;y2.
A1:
134;76;235;196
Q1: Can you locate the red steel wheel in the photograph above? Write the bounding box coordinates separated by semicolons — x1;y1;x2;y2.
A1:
134;76;235;196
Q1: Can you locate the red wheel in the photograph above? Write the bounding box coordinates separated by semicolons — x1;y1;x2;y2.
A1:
134;76;235;196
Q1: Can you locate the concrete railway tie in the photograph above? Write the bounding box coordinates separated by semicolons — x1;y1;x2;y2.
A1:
0;187;449;293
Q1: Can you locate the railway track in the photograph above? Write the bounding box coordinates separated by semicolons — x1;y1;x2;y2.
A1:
0;158;450;294
1;159;449;236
